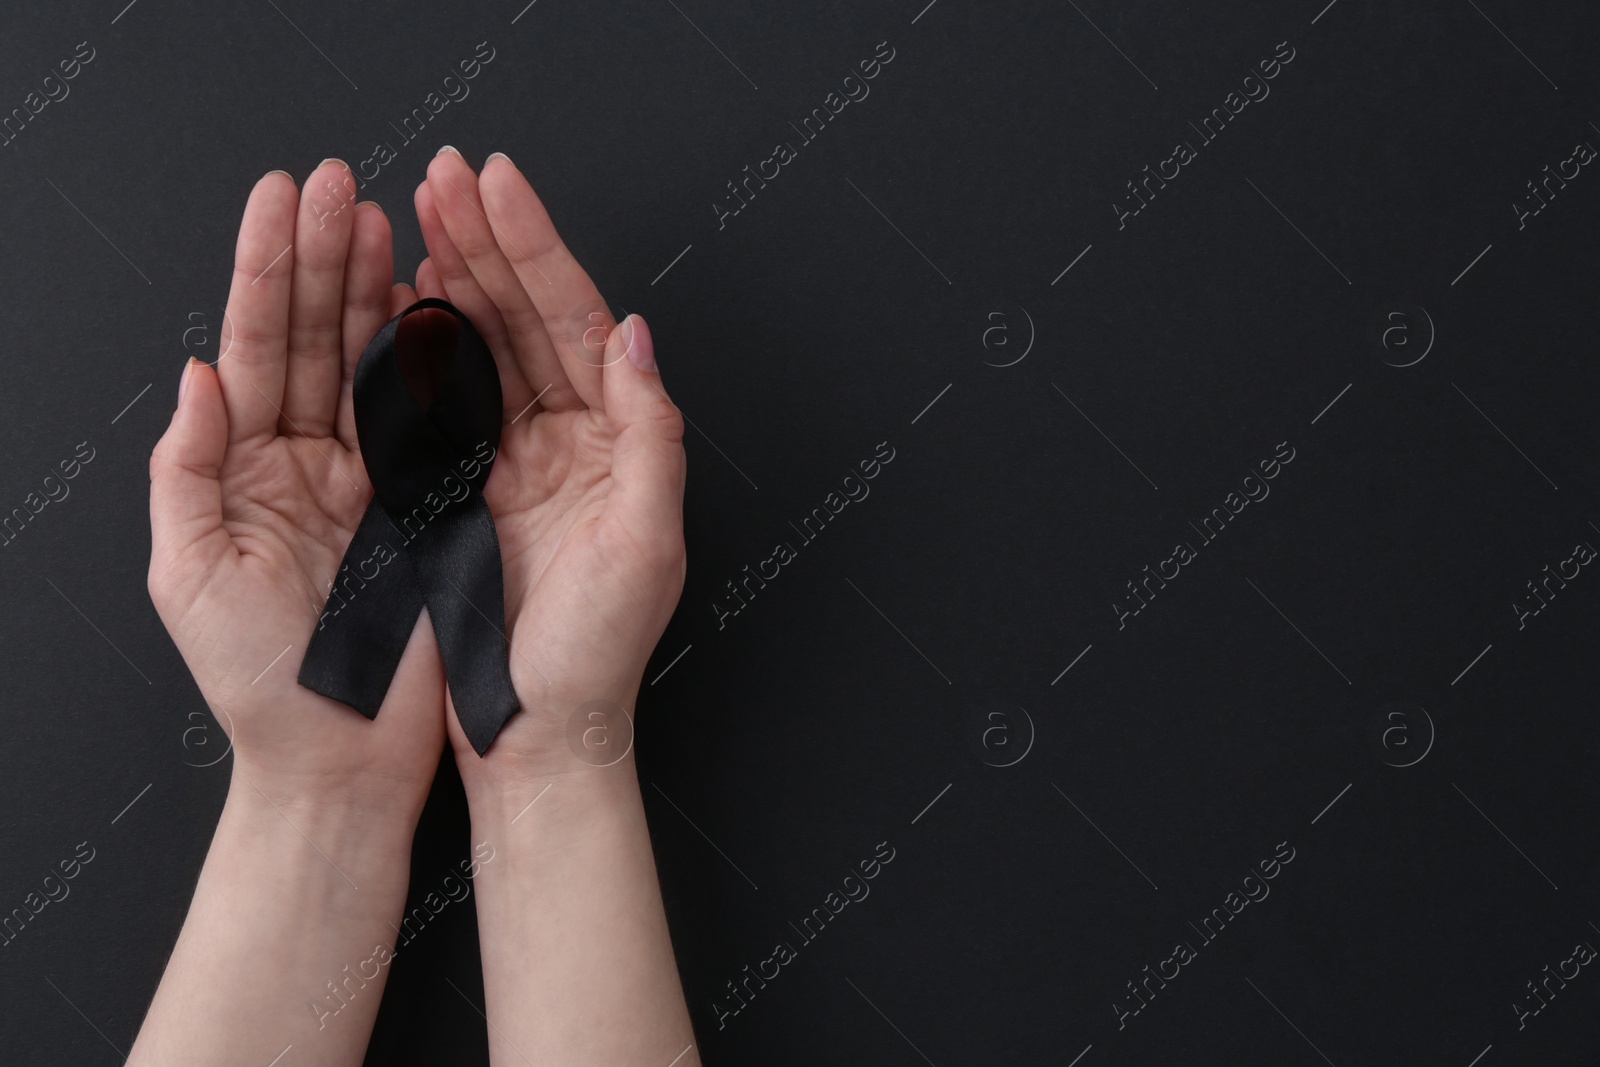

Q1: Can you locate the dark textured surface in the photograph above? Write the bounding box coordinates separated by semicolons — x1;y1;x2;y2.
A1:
2;1;1598;1064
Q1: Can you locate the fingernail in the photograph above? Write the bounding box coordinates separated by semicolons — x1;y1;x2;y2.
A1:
485;151;511;166
357;200;384;215
436;144;460;157
319;157;349;170
622;315;655;373
264;169;293;181
179;356;199;402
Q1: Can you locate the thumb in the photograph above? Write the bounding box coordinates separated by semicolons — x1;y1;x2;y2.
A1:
601;314;687;550
149;358;233;610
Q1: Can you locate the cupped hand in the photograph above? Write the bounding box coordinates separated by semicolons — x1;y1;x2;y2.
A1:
412;148;687;780
149;162;445;815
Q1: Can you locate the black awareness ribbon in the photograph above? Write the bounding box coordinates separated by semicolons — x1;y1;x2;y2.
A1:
298;298;520;756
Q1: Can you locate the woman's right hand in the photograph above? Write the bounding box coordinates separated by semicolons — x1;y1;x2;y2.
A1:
149;162;446;819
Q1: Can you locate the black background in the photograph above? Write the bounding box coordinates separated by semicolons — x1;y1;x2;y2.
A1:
2;1;1598;1064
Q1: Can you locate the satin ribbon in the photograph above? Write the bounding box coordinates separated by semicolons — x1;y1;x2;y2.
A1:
298;298;520;755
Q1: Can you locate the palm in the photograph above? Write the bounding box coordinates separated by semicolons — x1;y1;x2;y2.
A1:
492;412;606;627
206;440;441;776
497;409;673;682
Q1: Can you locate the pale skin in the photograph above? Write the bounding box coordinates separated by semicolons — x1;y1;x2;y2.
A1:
132;151;698;1066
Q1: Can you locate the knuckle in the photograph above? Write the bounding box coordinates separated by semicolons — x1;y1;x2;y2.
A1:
287;321;343;352
232;254;289;290
453;227;502;262
557;301;610;350
217;315;284;358
499;297;543;333
649;402;685;446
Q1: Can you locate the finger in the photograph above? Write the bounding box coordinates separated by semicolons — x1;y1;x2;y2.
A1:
334;200;395;450
601;316;686;550
477;151;614;411
416;255;442;299
281;159;360;437
149;358;235;616
218;170;298;445
425;150;579;412
390;281;418;317
413;179;538;420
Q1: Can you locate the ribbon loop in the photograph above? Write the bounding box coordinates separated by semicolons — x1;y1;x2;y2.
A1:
299;298;521;756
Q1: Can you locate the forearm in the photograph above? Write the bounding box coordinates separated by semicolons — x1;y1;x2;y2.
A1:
129;766;421;1067
465;725;699;1066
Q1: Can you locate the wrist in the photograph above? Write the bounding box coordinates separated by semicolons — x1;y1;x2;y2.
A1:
462;757;647;883
226;759;426;864
457;677;644;795
458;684;645;828
463;748;639;823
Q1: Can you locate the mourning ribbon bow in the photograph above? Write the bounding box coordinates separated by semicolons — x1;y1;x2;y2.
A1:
298;298;520;755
